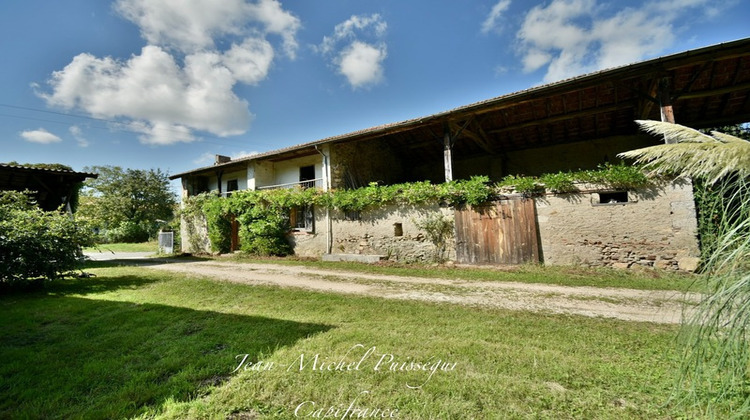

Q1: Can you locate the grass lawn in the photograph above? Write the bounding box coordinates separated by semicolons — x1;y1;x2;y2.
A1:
0;264;728;419
85;241;159;253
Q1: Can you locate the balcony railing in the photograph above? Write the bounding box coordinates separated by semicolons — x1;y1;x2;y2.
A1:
256;178;324;191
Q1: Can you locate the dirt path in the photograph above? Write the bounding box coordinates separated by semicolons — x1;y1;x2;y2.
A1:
135;259;699;324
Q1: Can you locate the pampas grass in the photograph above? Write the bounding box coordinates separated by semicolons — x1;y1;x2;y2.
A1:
618;120;750;185
620;120;750;416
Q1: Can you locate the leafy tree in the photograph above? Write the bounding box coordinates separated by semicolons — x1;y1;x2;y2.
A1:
0;191;93;288
78;166;176;242
619;120;750;416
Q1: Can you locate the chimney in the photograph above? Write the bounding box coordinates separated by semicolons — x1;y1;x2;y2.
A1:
215;155;231;165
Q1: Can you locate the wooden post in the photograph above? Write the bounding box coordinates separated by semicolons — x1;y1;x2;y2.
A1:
443;127;453;182
658;78;676;143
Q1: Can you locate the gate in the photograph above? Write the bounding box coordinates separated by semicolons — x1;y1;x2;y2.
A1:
454;198;539;265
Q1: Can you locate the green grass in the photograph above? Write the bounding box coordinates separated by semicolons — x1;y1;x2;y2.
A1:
85;241;159;253
0;265;731;419
224;254;702;292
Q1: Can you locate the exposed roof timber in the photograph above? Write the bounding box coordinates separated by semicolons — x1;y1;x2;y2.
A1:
487;103;634;134
677;81;750;100
451;119;495;155
267;148;320;162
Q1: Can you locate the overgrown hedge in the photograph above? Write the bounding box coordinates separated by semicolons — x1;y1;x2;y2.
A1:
0;191;93;288
182;164;654;256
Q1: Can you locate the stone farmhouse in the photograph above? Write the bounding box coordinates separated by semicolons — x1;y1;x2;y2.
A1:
171;38;750;271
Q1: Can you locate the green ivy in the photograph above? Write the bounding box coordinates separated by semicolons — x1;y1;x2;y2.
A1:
201;196;232;254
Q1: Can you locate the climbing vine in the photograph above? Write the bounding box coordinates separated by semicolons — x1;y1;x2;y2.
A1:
181;164;654;256
498;163;652;194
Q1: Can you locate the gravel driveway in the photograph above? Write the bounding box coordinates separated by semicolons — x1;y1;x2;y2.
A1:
116;258;698;324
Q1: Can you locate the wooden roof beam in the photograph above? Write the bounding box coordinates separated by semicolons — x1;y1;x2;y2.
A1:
486;102;633;135
449;121;495;155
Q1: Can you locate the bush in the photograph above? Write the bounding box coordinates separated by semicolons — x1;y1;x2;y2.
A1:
104;220;150;243
0;191;93;288
415;213;454;263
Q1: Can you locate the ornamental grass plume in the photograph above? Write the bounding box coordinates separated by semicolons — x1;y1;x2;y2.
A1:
618;120;750;185
620;120;750;417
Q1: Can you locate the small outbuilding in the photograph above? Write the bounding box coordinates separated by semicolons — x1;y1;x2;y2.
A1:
0;163;98;212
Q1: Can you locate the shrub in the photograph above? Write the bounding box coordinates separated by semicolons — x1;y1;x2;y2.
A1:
0;191;93;288
104;220;150;243
415;213;455;263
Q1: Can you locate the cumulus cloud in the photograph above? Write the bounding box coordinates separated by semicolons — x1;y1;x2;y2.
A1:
114;0;300;57
317;14;388;89
338;41;387;89
20;128;62;144
481;0;512;34
39;0;298;145
40;46;253;145
515;0;735;83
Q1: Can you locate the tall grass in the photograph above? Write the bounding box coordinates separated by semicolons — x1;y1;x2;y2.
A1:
676;178;750;417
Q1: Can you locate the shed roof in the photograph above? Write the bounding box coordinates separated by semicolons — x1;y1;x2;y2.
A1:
171;37;750;180
0;164;98;211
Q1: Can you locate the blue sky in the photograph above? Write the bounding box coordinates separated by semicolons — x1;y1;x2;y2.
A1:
2;0;748;189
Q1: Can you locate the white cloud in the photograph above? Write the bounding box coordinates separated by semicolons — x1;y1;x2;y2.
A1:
114;0;300;57
318;14;388;89
318;14;387;55
515;0;734;83
337;41;387;89
38;0;298;146
481;0;512;34
20;128;62;144
40;46;253;145
69;125;90;147
193;152;216;165
222;37;275;84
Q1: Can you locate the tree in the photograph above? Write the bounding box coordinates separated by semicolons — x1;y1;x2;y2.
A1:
77;166;177;243
0;190;93;288
619;120;750;416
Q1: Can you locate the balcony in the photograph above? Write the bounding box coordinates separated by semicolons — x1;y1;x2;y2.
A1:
256;178;325;191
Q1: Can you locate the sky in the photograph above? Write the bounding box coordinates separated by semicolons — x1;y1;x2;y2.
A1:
1;0;749;192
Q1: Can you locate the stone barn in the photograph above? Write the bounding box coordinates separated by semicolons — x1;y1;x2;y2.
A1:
171;38;750;271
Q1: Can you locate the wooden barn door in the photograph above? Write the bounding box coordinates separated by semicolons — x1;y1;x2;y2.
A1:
454;198;539;265
230;215;240;252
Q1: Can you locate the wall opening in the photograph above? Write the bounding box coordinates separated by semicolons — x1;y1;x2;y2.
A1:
598;191;628;204
300;165;315;188
393;223;403;237
226;179;239;196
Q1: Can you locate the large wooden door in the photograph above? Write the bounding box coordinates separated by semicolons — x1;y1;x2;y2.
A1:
454;198;539;265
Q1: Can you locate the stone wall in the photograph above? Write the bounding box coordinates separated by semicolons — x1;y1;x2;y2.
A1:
330;139;404;189
183;180;701;272
535;180;700;271
291;203;455;263
180;214;211;254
